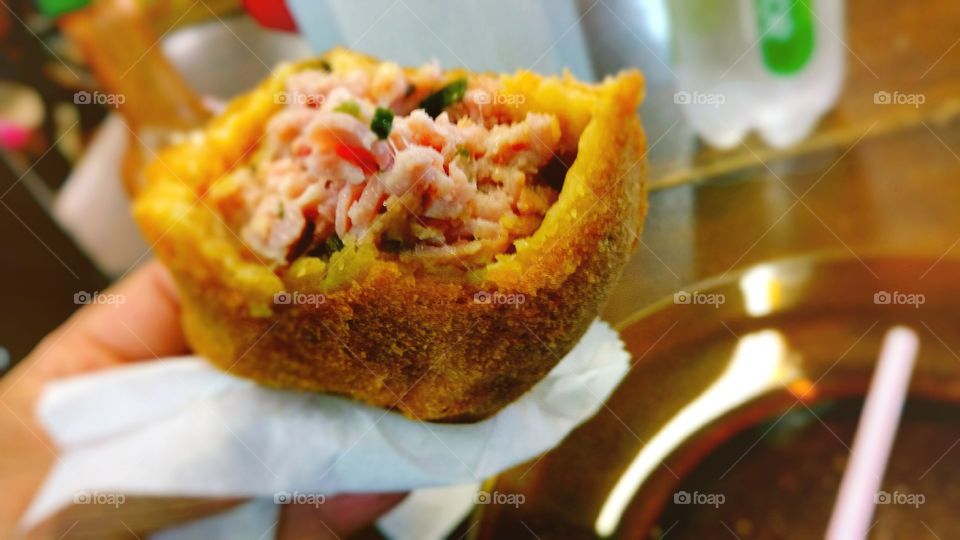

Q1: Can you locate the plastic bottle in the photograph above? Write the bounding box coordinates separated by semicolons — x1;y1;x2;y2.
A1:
668;0;846;149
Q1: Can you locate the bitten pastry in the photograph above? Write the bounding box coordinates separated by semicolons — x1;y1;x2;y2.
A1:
134;48;647;421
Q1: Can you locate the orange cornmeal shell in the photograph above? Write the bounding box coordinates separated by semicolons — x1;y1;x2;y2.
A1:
134;49;647;422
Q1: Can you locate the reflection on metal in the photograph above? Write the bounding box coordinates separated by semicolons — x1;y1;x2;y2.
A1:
740;264;783;317
594;330;798;536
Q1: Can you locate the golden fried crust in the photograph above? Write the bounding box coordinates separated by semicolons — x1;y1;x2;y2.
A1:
134;49;647;421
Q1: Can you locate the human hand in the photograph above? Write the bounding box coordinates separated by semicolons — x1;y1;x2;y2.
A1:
0;261;404;539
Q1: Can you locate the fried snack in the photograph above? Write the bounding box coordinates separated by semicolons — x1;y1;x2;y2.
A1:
134;49;647;421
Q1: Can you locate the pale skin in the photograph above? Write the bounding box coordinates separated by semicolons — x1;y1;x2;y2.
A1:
0;261;404;539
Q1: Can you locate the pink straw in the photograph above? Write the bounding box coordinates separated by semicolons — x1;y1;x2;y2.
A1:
825;326;919;540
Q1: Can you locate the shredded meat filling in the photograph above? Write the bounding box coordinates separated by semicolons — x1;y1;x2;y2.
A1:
232;61;563;268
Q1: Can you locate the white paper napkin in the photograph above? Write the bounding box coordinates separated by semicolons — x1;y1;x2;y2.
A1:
22;320;628;535
148;483;483;540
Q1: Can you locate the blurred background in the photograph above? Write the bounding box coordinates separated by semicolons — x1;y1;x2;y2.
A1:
3;0;960;538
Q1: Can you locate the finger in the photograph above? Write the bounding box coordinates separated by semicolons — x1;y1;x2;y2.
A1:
0;262;188;535
276;493;407;540
29;260;187;379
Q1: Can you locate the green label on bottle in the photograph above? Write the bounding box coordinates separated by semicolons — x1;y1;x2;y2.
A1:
36;0;91;18
754;0;816;75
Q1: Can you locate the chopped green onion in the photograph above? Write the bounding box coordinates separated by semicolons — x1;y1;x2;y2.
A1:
456;146;470;159
370;107;394;139
325;234;344;253
419;78;468;118
333;100;362;119
305;233;344;259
